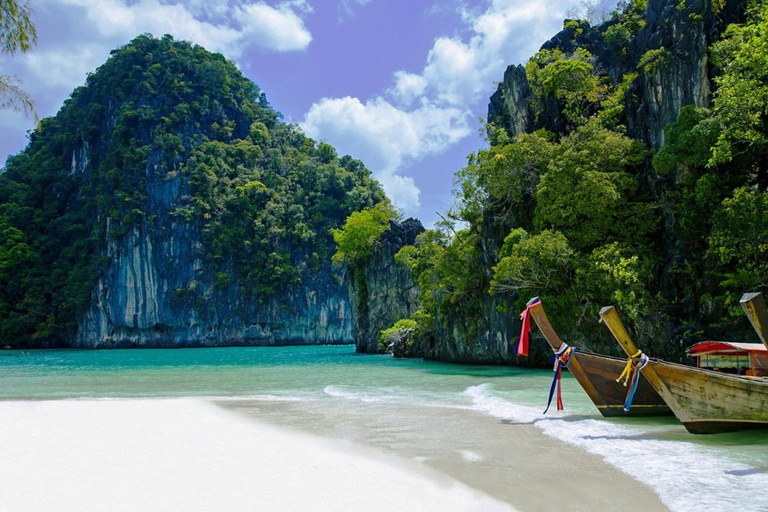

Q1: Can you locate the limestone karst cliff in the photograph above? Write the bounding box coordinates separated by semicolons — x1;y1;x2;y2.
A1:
0;34;385;348
347;218;423;354
363;0;766;365
488;0;746;150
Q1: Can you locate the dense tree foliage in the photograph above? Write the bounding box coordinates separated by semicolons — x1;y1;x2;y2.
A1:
331;202;397;268
382;0;768;357
526;48;607;126
378;318;417;351
0;34;385;346
708;6;768;167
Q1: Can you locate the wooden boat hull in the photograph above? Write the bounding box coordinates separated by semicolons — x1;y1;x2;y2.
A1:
569;352;672;417
600;295;768;434
648;360;768;434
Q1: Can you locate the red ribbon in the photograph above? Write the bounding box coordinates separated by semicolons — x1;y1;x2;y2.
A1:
516;298;540;357
517;308;531;357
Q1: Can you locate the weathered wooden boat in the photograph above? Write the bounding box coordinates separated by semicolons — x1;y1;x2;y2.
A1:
599;292;768;434
524;297;671;417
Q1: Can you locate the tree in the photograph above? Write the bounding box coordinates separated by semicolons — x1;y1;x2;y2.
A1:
533;120;652;252
526;48;607;126
708;187;768;298
0;0;37;121
331;202;397;267
378;318;417;352
708;5;768;167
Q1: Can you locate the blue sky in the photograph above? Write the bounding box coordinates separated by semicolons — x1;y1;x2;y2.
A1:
0;0;581;226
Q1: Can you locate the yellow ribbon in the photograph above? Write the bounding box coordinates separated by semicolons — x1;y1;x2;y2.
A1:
616;350;643;387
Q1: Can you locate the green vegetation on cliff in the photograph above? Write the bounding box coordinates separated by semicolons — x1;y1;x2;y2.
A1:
384;0;768;360
0;34;385;347
331;202;397;268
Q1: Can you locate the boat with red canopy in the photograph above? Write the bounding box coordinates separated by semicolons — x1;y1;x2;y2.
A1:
600;292;768;434
687;341;768;377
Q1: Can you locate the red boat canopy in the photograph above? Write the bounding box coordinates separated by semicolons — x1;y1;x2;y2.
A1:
687;341;768;357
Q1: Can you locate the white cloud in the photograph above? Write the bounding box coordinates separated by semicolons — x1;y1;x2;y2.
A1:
23;45;110;89
301;96;471;213
378;174;420;215
389;71;427;106
301;0;577;214
421;0;574;108
237;1;313;52
52;0;312;56
54;0;243;54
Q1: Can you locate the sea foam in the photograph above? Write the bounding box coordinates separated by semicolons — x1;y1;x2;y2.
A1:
464;384;768;512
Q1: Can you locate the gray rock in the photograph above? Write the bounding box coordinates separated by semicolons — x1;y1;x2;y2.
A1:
347;218;423;354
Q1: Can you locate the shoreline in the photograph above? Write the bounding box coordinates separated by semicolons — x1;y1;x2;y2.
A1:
0;396;669;511
217;398;669;511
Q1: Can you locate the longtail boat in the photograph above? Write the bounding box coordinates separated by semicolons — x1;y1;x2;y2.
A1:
523;297;671;417
599;293;768;434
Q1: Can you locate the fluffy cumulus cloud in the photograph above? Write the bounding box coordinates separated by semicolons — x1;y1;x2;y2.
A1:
302;96;469;212
238;0;313;52
389;71;427;106
49;0;312;57
398;0;574;107
424;0;567;105
301;0;575;214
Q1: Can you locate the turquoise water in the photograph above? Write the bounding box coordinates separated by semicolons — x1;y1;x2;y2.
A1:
0;345;549;402
2;345;767;511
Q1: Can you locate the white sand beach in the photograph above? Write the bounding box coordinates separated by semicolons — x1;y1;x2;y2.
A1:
0;398;671;512
0;399;514;512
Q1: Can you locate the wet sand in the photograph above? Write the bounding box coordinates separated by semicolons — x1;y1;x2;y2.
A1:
217;398;669;512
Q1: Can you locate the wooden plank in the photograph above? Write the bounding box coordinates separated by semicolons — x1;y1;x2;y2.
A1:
566;356;608;408
598;306;691;423
741;292;768;348
652;362;768;433
526;297;564;352
526;299;670;416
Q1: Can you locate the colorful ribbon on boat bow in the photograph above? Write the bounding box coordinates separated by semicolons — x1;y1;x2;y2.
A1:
543;343;576;414
615;350;649;412
515;297;541;357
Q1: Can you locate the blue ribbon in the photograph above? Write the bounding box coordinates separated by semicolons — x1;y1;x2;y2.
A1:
543;364;561;414
623;353;649;412
543;345;577;414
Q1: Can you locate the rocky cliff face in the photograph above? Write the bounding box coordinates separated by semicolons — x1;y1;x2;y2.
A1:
378;0;754;365
488;0;743;150
487;65;533;140
625;0;713;149
348;218;423;354
75;163;351;348
0;35;383;348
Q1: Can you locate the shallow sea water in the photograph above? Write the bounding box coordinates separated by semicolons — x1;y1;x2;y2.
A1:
1;345;766;511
